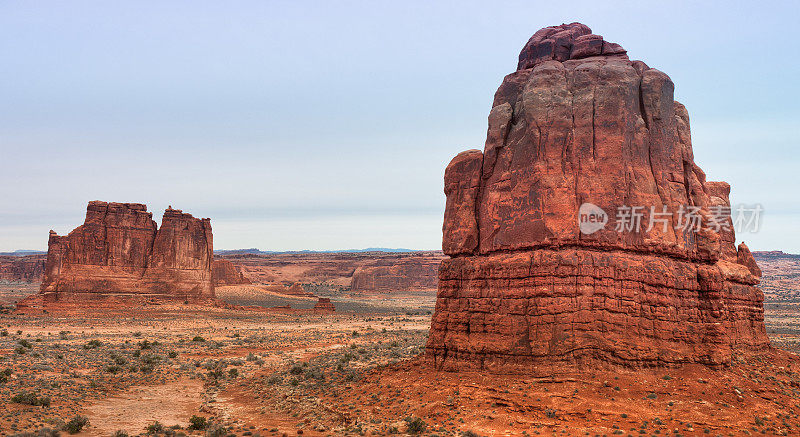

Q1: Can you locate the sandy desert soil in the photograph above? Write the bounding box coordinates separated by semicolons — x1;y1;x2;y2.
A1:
0;304;431;436
0;303;797;437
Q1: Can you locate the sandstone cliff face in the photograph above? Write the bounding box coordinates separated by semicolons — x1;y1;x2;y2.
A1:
212;259;251;286
25;201;214;306
427;23;769;372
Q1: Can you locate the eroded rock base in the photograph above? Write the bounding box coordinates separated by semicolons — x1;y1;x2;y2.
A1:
426;248;769;374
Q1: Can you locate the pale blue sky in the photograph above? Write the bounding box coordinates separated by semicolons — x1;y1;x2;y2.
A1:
1;1;798;252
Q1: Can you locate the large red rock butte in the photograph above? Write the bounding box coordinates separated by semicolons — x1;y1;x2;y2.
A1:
426;23;770;373
18;201;215;308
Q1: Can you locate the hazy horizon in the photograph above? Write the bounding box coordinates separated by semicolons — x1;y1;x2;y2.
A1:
2;1;799;253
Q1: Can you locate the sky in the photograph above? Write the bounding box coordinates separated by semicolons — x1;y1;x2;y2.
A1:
1;0;798;252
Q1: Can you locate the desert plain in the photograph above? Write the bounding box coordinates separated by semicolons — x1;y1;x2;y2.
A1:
0;249;799;437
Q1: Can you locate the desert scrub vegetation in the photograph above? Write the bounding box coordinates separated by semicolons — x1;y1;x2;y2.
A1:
199;358;245;383
9;427;62;437
11;391;51;406
261;329;428;391
405;416;427;434
83;339;103;349
144;421;190;436
203;423;228;437
63;415;89;434
188;415;208;430
222;327;431;434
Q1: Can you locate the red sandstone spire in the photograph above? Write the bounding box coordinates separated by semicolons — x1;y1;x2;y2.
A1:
427;23;769;373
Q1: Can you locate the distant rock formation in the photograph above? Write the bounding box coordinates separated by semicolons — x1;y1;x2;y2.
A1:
0;255;45;283
426;23;770;373
18;201;214;308
212;259;251;286
313;297;336;312
216;251;445;293
350;254;441;293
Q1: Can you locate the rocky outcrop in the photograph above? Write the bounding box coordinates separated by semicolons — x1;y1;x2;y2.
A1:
350;254;441;294
313;297;336;312
19;201;214;308
218;251;445;294
0;255;45;283
212;259;251;286
426;23;770;373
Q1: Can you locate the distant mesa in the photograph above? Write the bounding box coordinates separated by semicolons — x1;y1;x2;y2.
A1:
0;250;46;257
17;201;215;309
214;248;422;255
426;23;770;373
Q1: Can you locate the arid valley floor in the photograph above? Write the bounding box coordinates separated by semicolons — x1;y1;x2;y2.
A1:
1;254;799;437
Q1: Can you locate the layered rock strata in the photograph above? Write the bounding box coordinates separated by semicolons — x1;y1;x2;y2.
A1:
426;23;770;372
19;201;214;307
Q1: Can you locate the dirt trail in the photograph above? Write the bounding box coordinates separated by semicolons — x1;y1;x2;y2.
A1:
80;378;204;436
